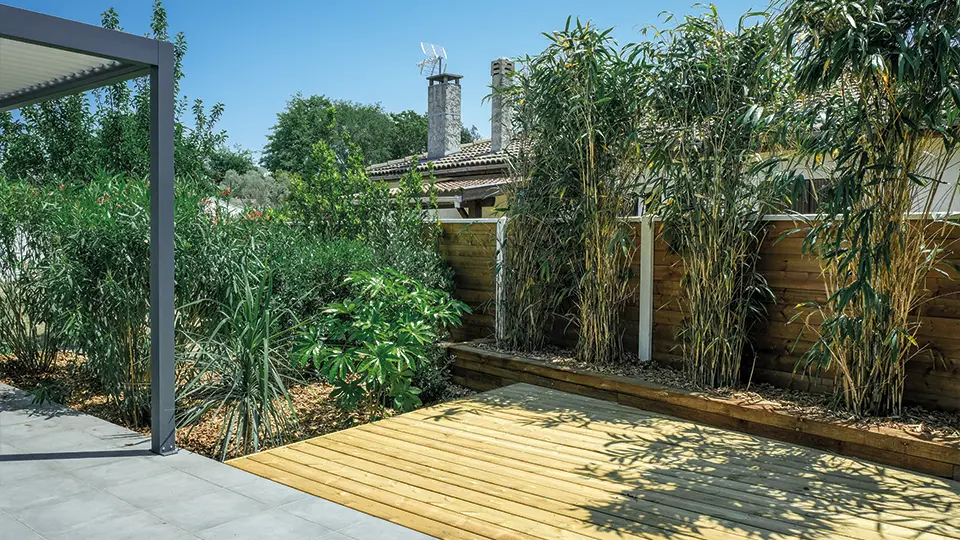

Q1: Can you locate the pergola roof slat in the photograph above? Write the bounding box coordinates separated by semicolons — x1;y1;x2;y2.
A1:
0;37;139;108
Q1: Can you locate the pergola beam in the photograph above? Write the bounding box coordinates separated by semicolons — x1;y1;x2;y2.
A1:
0;5;159;65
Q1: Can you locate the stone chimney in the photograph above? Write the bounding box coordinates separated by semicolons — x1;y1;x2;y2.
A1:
490;57;515;153
427;73;463;159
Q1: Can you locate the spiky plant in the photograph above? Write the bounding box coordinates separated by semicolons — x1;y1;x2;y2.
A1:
177;265;298;461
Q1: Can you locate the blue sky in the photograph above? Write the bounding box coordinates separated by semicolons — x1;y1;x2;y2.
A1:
7;1;756;158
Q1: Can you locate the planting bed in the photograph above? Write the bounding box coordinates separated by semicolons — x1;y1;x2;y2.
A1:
447;342;960;479
0;353;473;460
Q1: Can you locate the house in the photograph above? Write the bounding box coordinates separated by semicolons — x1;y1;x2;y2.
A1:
366;59;520;219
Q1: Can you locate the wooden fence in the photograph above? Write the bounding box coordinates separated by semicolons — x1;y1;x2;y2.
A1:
437;217;960;412
438;220;498;342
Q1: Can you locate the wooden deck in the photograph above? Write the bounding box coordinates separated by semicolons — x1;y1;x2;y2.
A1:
229;383;960;540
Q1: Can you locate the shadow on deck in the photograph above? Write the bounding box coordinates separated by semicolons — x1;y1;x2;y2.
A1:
232;382;960;540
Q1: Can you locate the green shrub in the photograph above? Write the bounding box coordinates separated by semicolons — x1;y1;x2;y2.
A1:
0;179;64;374
267;235;374;324
286;141;452;291
45;173;156;426
295;270;469;415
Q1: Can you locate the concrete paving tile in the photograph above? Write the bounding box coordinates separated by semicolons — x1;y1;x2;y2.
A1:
338;514;435;540
0;510;43;540
163;449;218;471
45;509;193;540
227;476;310;507
316;533;354;540
68;454;175;488
10;489;138;537
280;497;368;532
106;468;221;508
0;415;72;440
10;428;111;453
197;507;331;540
0;472;94;512
0;457;59;486
147;488;268;533
180;458;265;489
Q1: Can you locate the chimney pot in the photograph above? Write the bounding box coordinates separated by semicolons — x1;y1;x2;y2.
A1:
490;57;515;153
427;73;463;159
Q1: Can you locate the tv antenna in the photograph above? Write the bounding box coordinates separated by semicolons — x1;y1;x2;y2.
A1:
418;42;447;76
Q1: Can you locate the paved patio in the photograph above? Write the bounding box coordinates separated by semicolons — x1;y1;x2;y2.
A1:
0;383;432;540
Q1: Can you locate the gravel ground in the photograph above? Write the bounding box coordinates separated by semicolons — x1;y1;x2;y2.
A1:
471;342;960;443
0;353;475;460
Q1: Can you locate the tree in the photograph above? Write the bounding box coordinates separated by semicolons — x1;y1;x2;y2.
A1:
261;94;338;176
222;168;289;207
333;100;397;165
209;145;256;183
389;110;428;159
0;1;227;185
262;94;484;177
461;125;482;144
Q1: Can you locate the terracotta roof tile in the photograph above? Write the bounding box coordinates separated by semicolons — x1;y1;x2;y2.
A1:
434;176;513;194
389;176;514;196
367;138;522;179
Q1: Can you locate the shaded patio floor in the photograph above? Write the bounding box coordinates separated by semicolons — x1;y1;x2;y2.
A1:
232;383;960;540
0;383;431;540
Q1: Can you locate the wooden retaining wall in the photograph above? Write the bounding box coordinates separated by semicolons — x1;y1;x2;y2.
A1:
447;343;960;479
438;218;960;412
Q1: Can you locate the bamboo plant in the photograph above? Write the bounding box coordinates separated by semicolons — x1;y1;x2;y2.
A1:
500;19;642;365
637;8;795;387
781;0;960;415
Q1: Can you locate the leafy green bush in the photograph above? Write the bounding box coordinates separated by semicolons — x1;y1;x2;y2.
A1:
267;235;374;325
365;164;452;291
0;180;64;374
0;171;376;429
178;266;297;461
295;270;469;414
287;140;451;291
45;174;159;426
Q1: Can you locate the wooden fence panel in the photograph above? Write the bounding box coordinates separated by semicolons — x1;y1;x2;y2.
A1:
438;222;497;342
436;217;960;412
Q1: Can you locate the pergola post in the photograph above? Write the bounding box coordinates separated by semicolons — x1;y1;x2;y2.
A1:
150;41;177;455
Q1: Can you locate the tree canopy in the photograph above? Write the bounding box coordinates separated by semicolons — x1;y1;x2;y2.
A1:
0;1;228;186
261;93;482;176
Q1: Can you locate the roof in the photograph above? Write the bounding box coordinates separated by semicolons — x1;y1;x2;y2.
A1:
390;175;514;198
367;138;521;180
0;5;161;112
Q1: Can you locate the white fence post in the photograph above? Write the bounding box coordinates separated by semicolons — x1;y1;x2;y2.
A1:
638;215;655;362
495;216;507;343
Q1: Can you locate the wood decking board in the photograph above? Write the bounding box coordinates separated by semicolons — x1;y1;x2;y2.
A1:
229;384;960;540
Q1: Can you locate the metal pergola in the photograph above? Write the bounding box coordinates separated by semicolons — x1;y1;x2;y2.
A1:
0;4;176;455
